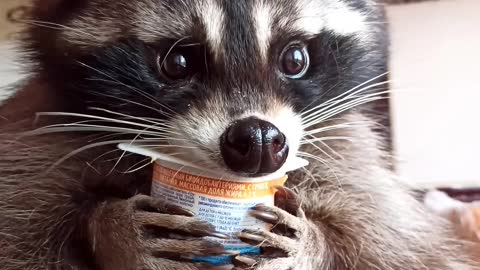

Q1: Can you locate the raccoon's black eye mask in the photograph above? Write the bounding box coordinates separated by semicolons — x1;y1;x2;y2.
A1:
64;28;372;121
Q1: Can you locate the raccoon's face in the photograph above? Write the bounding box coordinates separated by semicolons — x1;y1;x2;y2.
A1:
28;0;389;177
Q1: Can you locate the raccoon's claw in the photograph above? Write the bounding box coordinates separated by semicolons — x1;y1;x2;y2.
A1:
135;210;227;239
237;229;297;252
143;238;235;257
249;204;306;233
131;194;195;217
233;255;258;267
248;186;307;233
273;186;305;218
232;255;294;270
239;200;305;254
131;195;227;239
234;187;320;269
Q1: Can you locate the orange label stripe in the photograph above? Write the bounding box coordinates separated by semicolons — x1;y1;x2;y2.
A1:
153;164;287;200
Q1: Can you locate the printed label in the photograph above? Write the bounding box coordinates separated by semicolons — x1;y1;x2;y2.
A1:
151;163;287;264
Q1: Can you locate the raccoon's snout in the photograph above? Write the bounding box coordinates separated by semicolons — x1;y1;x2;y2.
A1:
220;117;289;176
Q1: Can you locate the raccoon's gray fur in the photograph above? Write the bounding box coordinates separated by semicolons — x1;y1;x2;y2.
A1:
0;0;478;270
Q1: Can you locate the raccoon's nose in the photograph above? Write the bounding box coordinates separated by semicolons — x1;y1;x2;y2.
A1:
220;117;289;175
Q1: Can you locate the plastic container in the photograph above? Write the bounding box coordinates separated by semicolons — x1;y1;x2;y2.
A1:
118;143;308;265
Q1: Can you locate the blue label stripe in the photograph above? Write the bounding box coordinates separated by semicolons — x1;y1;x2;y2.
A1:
193;246;261;265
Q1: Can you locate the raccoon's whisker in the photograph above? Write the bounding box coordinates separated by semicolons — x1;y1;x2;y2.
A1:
298;81;342;115
105;144;194;165
302;95;387;129
123;157;152;174
304;87;416;128
16;19;97;39
143;145;198;149
318;140;345;160
50;121;177;138
110;129;148;175
88;107;177;130
303;138;339;162
302;121;370;135
122;151;197;174
300;72;389;117
178;43;202;47
295;166;318;189
42;119;176;134
300;136;355;144
308;97;384;127
315;93;388;121
132;137;189;142
66;120;181;174
77;61;176;116
26;126;174;138
69;140;202;178
102;152;137;163
48;140;154;172
297;152;332;168
300;88;387;127
302;105;375;131
90;148;124;164
303;134;346;161
310;85;410;121
88;90;172;118
86;132;188;144
296;151;341;185
301;82;390;124
32;112;178;135
303;85;411;127
204;45;209;75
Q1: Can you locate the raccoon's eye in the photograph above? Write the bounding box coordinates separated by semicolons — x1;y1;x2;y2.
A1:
280;45;310;79
157;51;190;80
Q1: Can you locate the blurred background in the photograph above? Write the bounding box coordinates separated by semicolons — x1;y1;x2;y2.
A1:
388;0;480;190
0;0;478;190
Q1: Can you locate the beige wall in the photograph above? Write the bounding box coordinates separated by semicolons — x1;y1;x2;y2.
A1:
0;0;28;41
387;0;480;188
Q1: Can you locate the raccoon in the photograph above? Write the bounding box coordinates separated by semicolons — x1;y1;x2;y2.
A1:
0;0;478;270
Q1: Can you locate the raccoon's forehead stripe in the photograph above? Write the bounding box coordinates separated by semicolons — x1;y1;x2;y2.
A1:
197;0;225;57
295;0;369;37
253;1;273;59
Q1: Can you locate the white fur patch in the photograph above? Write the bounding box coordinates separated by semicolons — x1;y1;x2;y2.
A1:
253;2;273;59
0;42;29;104
198;0;225;57
295;0;368;37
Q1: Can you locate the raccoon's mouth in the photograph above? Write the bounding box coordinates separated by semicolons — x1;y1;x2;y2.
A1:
219;116;289;177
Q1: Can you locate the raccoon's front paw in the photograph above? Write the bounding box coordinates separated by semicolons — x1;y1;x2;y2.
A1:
234;187;322;270
90;194;235;270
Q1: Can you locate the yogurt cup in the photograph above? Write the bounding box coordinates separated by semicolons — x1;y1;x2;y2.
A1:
118;143;308;265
